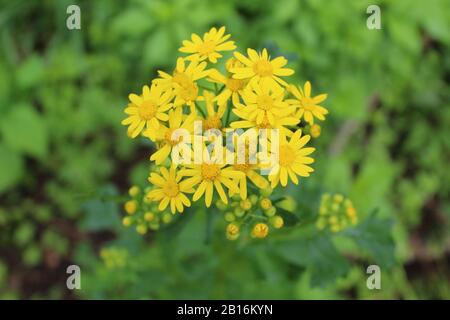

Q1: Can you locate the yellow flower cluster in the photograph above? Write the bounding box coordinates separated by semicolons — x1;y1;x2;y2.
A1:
316;193;358;233
122;185;175;234
218;187;286;240
121;26;328;239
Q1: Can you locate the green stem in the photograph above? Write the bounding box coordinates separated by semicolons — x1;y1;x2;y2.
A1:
224;100;231;126
198;84;215;91
194;101;206;118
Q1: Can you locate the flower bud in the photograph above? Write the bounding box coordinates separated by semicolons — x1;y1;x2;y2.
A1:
162;213;173;224
270;216;284;229
264;206;277;217
260;198;272;210
240;199;252;211
128;186;140;197
124;200;137;215
144;212;155;222
136;224;148;235
251;223;269;239
225;212;235;222
122;217;132;227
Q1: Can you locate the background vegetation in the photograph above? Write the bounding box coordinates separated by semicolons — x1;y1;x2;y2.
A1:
0;0;449;299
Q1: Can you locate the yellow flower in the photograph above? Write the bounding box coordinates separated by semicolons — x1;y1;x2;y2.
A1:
252;223;269;238
208;68;245;107
146;166;194;214
233;81;295;126
179;146;244;207
231;48;294;88
230;109;299;137
153;57;208;112
265;130;315;187
288;81;328;125
179;26;236;63
145;108;195;164
227;138;268;199
201;90;227;131
121;84;173;138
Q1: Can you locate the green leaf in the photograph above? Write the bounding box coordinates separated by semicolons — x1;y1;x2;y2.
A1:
80;185;121;231
0;104;48;158
0;144;23;193
275;206;300;227
342;210;396;268
16;54;45;90
275;234;350;287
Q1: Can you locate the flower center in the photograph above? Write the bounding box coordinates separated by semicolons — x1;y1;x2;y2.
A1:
197;40;215;55
203;116;222;130
257;116;273;129
164;128;183;146
179;81;199;102
226;78;244;92
162;180;179;197
172;71;191;87
253;60;273;77
139;100;157;120
279;145;295;167
256;94;274;111
201;163;220;180
301;97;314;110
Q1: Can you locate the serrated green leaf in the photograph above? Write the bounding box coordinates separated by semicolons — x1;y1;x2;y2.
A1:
343;210;396;268
275;234;350;287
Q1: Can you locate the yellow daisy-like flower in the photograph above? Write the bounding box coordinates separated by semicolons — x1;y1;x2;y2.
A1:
121;84;173;138
201;90;227;131
231;48;294;88
233;80;295;126
230;106;299;137
208;69;245;107
179;146;244;207
144;108;195;165
153;57;209;112
147;166;194;214
287;81;328;125
179;26;236;63
264;129;315;187
227;137;268;200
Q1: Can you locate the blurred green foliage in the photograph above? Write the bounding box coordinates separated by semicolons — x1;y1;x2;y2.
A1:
0;0;449;299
